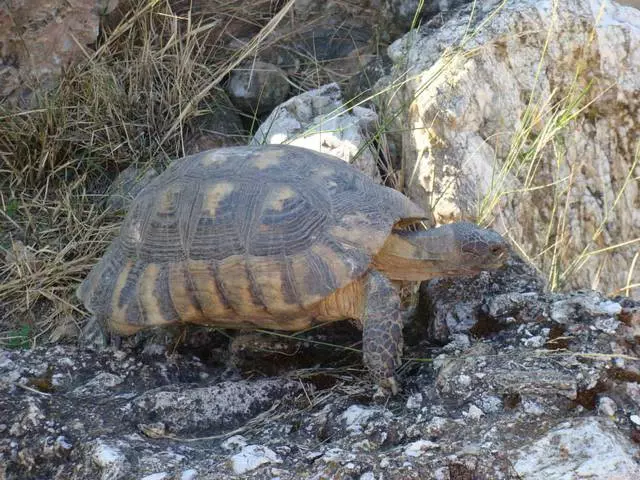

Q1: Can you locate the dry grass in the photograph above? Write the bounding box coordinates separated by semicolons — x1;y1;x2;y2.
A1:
475;1;640;296
376;0;639;298
0;0;386;347
0;0;301;346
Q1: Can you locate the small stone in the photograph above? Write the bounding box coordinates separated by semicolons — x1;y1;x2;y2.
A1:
360;472;376;480
140;474;168;480
227;61;290;114
92;441;127;476
443;334;471;352
72;372;124;397
522;335;545;348
630;415;640;426
597;301;622;316
341;405;379;434
466;405;485;420
55;436;72;451
139;422;167;438
522;400;545;416
221;435;247;451
598;397;617;417
230;445;281;475
305;451;324;462
180;469;198;480
404;440;439;457
478;395;503;413
626;383;640;408
406;393;423;410
593;317;620;335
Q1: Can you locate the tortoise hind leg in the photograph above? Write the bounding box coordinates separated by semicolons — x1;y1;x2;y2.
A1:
361;269;403;395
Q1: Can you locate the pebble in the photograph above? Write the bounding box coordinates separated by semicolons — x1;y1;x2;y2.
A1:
230;445;281;475
404;440;439;457
598;397;617;417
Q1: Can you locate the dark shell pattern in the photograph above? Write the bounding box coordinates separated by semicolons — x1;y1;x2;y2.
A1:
77;145;427;330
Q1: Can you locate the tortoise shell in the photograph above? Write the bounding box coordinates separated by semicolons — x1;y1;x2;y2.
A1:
77;145;427;333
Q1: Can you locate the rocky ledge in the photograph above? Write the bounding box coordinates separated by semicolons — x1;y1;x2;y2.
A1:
1;255;639;479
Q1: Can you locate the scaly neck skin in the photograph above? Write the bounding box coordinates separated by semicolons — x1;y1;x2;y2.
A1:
372;230;462;281
371;223;508;282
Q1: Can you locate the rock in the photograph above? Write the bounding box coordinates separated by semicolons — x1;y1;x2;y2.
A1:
132;378;302;435
230;444;281;475
140;473;168;480
418;254;545;344
71;372;124;397
184;92;246;155
403;439;439;457
0;0;119;103
341;405;392;435
0;281;638;478
511;417;640;479
406;393;423;410
598;396;618;416
90;440;130;479
251;83;381;181
226;61;290;115
106;165;158;211
382;0;473;36
180;470;197;480
466;404;484;420
379;0;640;298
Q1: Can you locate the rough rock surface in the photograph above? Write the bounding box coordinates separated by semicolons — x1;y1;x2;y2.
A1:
0;0;118;103
251;83;382;182
226;61;291;115
379;0;640;297
184;92;246;155
2;253;640;479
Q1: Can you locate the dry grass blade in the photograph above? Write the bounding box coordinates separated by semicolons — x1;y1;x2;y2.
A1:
160;0;297;146
0;0;293;344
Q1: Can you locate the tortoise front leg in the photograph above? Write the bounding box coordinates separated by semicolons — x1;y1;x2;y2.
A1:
361;269;404;395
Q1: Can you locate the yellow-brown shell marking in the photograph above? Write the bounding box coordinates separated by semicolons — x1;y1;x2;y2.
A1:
77;144;429;332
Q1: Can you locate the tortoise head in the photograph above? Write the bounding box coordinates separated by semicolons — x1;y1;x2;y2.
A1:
373;221;510;281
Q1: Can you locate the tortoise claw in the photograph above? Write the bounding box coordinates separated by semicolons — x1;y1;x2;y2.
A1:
373;376;400;401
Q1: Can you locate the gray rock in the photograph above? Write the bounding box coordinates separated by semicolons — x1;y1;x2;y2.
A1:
512;417;640;479
230;444;281;474
132;379;302;435
0;0;118;103
598;396;618;416
184;92;246;155
403;439;439;457
227;61;290;115
383;0;473;35
379;0;640;298
251;83;381;181
90;440;130;480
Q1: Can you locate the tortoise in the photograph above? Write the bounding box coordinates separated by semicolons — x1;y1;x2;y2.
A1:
77;144;509;394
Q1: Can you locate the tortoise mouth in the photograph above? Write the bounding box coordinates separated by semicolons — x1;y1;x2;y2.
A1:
440;259;506;277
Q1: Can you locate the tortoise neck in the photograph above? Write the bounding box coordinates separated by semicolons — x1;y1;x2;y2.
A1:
371;231;454;281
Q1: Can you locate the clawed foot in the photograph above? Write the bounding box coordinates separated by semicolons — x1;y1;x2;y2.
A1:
372;376;400;401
